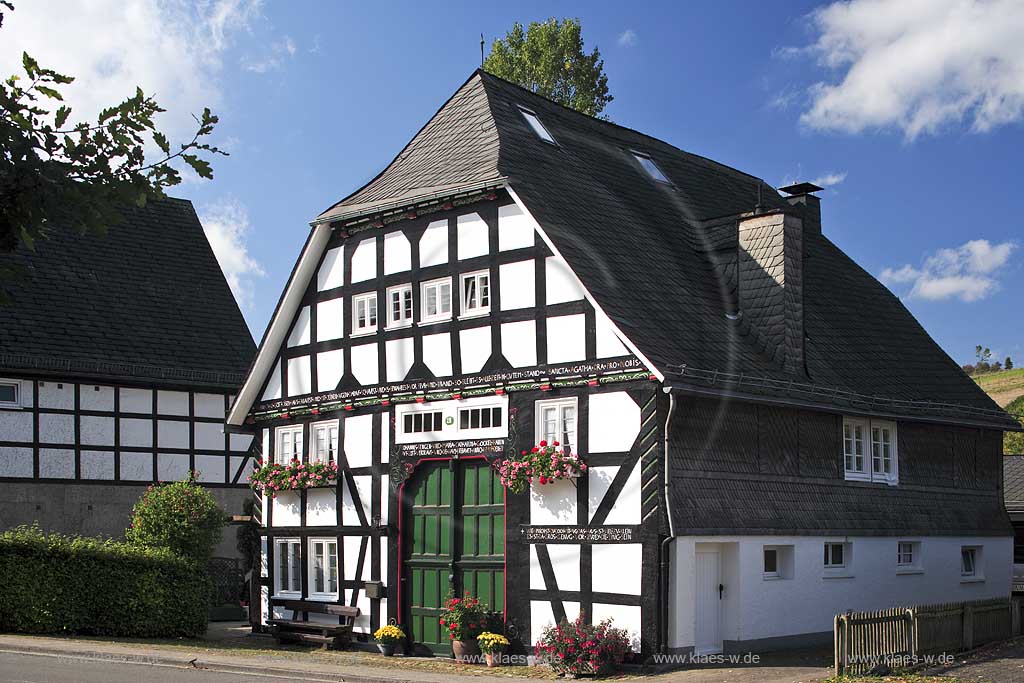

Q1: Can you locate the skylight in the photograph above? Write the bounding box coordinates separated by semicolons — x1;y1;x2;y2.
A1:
519;107;556;144
632;151;670;183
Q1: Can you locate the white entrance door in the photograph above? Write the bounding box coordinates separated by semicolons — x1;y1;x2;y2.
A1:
695;550;722;654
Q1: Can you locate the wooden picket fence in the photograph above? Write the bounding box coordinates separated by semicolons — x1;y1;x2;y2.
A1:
834;597;1012;676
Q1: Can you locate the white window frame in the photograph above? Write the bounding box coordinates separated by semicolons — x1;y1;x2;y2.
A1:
763;547;780;579
308;537;339;600
275;425;304;464
352;292;378;335
896;541;922;572
386;284;414;329
420;277;452;323
460;270;491;317
824;542;847;569
457;403;506;439
960;546;983;581
0;380;21;409
631;151;671;184
535;397;578;454
519;106;556;144
310;420;339;464
274;537;302;597
843;417;898;485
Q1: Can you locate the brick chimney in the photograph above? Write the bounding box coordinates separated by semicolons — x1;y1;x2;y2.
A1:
737;209;805;374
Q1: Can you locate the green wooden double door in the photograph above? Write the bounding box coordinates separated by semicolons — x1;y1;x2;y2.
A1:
404;459;505;653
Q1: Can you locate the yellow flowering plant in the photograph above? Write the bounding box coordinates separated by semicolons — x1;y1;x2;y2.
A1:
374;624;405;645
477;631;510;653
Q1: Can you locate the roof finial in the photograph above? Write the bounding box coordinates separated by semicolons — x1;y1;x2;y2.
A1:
480;33;485;67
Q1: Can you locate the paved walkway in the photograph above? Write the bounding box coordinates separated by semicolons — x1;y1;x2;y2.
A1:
922;637;1024;683
0;623;833;683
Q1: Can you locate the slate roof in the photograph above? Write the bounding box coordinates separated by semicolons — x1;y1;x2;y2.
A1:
314;70;1013;429
0;198;255;389
1005;456;1024;510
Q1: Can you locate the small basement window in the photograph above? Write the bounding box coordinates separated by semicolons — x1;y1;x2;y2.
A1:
632;151;670;183
0;381;20;408
519;107;556;144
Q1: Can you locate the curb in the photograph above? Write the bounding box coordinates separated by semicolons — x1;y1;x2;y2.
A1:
0;644;408;683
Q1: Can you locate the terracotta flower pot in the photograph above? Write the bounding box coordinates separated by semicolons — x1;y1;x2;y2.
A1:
485;650;505;667
376;643;396;656
451;639;480;663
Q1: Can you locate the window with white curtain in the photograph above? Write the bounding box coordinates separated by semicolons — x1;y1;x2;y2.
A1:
275;538;301;595
309;538;338;598
535;398;577;452
276;425;304;464
311;421;339;464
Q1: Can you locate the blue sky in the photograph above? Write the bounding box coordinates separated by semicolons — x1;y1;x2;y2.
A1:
2;0;1021;366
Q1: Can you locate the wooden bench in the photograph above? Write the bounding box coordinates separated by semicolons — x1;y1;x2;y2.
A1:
268;600;361;649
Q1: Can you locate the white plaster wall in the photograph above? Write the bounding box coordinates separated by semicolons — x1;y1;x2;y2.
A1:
545;256;585;304
287;306;311;347
194;393;225;419
158;420;190;449
158;390;190;416
422;333;452;377
194;455;225;482
119;387;152;413
457;212;489;260
344;414;374;468
262;360;282;401
157;453;190;481
80;385;115;411
39;413;74;444
120;452;153;481
386;337;415;383
39;449;74;478
350;344;379;386
0;410;33;441
459;326;491;374
287;356;312;396
230;433;253;452
530;544;581;591
80;416;114;446
595;313;629;358
120;418;152;447
420;219;448;267
343;535;366;580
351;238;377;283
603;462;641;525
499;260;535;310
318;246;345;291
593;603;642;651
380;419;390;465
317;297;345;342
498;203;534;251
592;543;642;594
546;314;586;363
306;489;337;525
588;392;640;453
0;446;33;477
195;422;225;451
531;600;580;640
38;382;74;410
272;492;301;527
81;450;114;479
588;466;618;522
669;535;1014;650
317;349;345;392
502;321;537;368
384;231;411;274
530;477;577;524
342;476;373;524
230;456;252;482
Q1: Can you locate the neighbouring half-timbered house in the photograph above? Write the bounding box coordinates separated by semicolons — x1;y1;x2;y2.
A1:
226;70;1020;656
0;198;257;554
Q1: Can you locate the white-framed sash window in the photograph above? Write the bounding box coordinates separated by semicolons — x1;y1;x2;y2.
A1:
308;538;339;599
460;270;490;317
387;284;413;328
535;398;577;453
824;542;846;569
0;380;21;408
843;417;898;485
311;421;339;464
353;292;378;334
275;538;302;596
420;277;452;323
276;425;304;464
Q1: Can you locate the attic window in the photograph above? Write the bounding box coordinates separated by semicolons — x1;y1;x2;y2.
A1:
632;151;670;184
519;107;556;145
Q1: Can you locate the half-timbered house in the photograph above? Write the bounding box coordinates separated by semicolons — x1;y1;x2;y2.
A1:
0;198;257;552
227;71;1020;656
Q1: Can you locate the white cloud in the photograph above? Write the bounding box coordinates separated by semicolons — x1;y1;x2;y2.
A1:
0;0;261;146
880;239;1016;302
198;199;265;312
792;0;1024;139
810;171;847;188
617;29;637;47
242;35;297;73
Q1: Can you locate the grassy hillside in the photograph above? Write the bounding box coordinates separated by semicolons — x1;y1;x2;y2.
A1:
974;367;1024;408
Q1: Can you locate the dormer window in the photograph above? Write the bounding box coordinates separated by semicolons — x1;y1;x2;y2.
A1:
519;107;556;145
632;151;670;183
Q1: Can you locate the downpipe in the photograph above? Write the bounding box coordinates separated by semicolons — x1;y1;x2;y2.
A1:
658;390;677;655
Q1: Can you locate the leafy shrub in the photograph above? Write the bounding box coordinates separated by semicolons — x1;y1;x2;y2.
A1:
1005;396;1024;455
534;612;631;676
0;525;210;637
126;471;226;563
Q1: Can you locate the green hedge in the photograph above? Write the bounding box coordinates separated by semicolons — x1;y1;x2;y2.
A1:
0;526;210;637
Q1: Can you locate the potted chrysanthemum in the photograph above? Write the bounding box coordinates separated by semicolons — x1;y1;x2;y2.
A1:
373;624;405;656
477;631;510;667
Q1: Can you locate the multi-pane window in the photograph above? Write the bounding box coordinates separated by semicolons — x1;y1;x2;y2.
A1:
309;538;338;597
276;425;304;464
353;293;377;334
460;271;490;316
459;406;503;431
421;278;452;323
403;411;443;435
843;418;898;485
763;548;779;578
387;285;413;328
275;538;301;595
0;381;19;408
824;542;846;568
961;547;978;577
897;542;916;567
519;106;556;144
632;151;670;183
311;421;339;464
536;398;577;453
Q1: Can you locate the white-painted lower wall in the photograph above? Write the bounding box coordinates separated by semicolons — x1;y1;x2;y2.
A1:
668;534;1013;651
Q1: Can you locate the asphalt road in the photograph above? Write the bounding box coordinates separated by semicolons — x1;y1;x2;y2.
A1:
0;652;339;683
